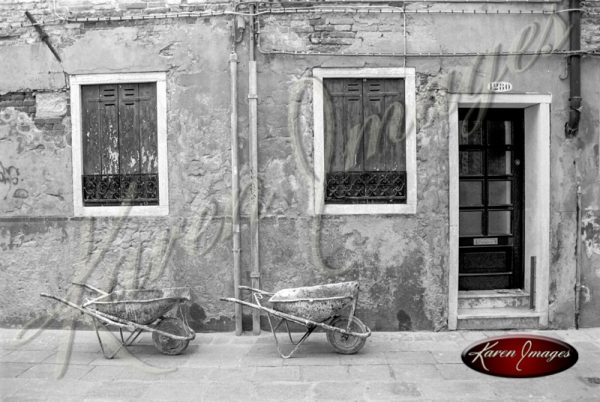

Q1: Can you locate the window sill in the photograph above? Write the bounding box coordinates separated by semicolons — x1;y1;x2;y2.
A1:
74;205;169;217
318;203;416;215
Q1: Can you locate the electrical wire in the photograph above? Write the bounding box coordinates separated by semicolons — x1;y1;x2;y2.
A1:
10;3;599;59
10;4;596;28
256;39;596;58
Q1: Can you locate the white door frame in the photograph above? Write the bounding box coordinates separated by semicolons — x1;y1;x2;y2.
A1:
448;93;552;330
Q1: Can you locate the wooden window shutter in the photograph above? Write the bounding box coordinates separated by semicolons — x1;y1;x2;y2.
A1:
323;77;407;204
362;79;405;172
81;82;158;206
324;78;364;173
138;83;158;175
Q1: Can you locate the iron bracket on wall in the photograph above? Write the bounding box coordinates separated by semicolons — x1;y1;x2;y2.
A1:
25;11;62;63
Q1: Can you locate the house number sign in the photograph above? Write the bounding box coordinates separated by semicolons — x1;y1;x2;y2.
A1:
488;82;513;92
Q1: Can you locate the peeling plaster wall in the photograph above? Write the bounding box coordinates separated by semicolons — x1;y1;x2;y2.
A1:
0;8;240;330
251;53;451;330
0;1;598;331
0;92;72;216
577;47;600;327
252;4;586;330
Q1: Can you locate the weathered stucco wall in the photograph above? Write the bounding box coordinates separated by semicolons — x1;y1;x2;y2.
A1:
1;0;598;331
253;3;587;330
577;0;600;327
0;3;240;330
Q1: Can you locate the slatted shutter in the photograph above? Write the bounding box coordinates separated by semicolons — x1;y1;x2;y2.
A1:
324;78;407;204
81;83;158;206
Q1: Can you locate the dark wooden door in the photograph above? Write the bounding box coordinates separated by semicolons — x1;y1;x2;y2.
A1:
458;108;524;290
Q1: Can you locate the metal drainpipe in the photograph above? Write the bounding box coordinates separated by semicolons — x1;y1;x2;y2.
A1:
569;1;583;328
249;4;261;335
565;0;581;137
575;181;582;329
230;50;242;336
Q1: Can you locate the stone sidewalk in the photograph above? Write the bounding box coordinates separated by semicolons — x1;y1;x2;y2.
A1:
1;328;599;401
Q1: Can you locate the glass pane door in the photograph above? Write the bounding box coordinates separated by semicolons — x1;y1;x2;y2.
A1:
458;108;524;290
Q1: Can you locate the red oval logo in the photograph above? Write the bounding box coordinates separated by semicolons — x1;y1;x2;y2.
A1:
462;335;578;378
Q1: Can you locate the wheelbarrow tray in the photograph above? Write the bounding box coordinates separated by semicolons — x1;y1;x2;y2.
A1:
41;284;195;358
83;288;191;325
268;281;358;323
221;281;370;358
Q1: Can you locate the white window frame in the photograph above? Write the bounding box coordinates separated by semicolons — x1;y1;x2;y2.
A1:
70;72;169;217
312;67;417;215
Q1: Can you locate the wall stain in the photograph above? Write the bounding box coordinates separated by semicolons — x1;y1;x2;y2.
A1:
0;107;64;152
396;310;412;331
582;209;600;258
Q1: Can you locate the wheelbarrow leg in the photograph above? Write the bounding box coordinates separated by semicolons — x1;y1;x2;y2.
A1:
275;318;305;346
119;327;144;347
93;319;122;359
275;325;316;359
265;311;316;359
93;319;137;359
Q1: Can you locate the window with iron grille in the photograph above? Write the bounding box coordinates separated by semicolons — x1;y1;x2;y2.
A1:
323;78;407;204
80;83;158;206
312;68;416;215
70;72;168;217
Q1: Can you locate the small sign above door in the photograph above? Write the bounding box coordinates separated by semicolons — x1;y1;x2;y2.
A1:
473;238;499;246
488;82;513;92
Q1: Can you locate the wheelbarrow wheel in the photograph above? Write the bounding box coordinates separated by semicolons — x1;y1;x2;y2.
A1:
326;316;367;355
152;317;190;355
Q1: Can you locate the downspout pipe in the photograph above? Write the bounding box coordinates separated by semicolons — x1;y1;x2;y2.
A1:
575;181;582;329
230;34;242;334
248;4;261;335
565;0;581;137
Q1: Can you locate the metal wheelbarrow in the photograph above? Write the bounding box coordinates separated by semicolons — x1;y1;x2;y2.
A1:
221;281;371;358
41;283;196;358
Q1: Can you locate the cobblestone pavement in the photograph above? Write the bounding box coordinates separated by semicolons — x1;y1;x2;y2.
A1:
1;328;599;401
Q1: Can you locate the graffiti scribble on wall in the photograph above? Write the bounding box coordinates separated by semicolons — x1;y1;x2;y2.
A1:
0;161;28;201
582;209;600;258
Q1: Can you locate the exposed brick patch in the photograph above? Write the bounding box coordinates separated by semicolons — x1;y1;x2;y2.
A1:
0;92;36;116
314;25;334;32
144;7;170;14
260;12;403;51
33;117;67;137
582;1;600;52
120;3;148;11
0;1;230;45
332;24;353;31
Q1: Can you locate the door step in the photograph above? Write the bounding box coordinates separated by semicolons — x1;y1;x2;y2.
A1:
457;308;541;330
457;290;540;330
458;289;530;309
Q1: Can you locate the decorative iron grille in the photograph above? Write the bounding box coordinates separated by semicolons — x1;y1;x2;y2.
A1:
325;171;407;204
82;174;159;206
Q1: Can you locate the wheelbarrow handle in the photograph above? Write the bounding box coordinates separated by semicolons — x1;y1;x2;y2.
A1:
238;286;274;296
40;293;131;329
221;297;371;338
71;282;109;296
